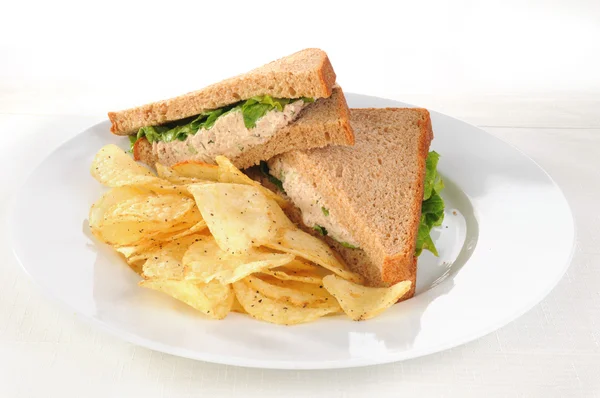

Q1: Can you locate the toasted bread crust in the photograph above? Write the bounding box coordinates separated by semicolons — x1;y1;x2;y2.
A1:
133;137;157;164
133;86;353;169
109;49;337;135
318;54;337;97
380;109;432;287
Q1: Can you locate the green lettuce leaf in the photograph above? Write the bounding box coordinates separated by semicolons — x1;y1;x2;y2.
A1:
312;225;328;236
137;125;170;144
241;96;291;129
423;151;442;200
259;161;285;193
128;134;138;151
415;151;445;257
131;96;314;147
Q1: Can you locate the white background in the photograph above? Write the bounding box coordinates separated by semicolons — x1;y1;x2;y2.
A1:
1;0;599;397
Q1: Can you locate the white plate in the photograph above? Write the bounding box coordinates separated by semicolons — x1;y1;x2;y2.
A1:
10;94;575;369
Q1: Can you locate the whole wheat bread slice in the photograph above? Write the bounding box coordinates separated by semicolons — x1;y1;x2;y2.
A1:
109;48;336;135
267;108;433;297
134;86;354;170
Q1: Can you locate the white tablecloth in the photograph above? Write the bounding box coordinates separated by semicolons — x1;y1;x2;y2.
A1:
1;0;599;396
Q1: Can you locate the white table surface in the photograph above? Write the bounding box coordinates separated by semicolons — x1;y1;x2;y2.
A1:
2;1;600;396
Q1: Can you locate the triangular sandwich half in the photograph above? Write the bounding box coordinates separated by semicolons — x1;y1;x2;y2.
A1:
108;48;354;169
263;108;444;299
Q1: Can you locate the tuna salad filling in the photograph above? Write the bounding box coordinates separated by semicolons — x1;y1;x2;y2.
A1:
265;158;360;249
129;96;313;166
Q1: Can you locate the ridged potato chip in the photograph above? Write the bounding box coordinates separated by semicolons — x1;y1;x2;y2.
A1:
172;160;219;181
280;259;321;273
233;278;339;325
260;268;323;285
91;145;188;195
143;256;184;280
98;221;180;246
141;234;207;280
90;188;169;246
231;296;247;314
115;220;205;262
104;194;195;223
160;220;207;240
95;193;201;247
259;259;327;285
89;187;144;239
322;275;412;321
126;259;146;276
91;144;155;186
187;183;288;254
140;279;233;319
156;163;204;185
183;235;294;284
264;228;364;284
246;275;339;308
215;156;287;207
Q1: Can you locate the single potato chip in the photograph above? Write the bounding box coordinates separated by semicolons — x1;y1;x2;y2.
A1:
96;193;202;247
231;296;247;314
101;218;197;247
246;275;338;308
114;219;206;263
141;216;204;243
172;160;219;181
322;275;412;321
140;279;233;320
233;278;339;325
160;220;208;241
89;186;144;239
183;235;295;284
115;221;197;259
90;187;175;246
259;259;328;285
156;163;203;185
141;234;207;280
260;268;324;285
267;199;295;230
187;183;284;253
91;145;186;195
104;193;195;223
215;156;288;207
127;259;146;276
91;144;155;186
116;245;142;260
279;259;323;273
263;228;364;284
143;255;185;280
155;163;175;179
157;163;218;186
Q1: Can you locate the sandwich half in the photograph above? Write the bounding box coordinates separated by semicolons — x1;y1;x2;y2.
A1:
262;108;445;299
108;48;354;169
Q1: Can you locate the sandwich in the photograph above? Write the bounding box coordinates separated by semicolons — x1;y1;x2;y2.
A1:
260;108;445;299
108;48;354;169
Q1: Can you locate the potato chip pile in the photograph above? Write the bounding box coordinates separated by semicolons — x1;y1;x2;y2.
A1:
89;145;412;324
